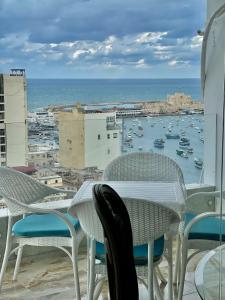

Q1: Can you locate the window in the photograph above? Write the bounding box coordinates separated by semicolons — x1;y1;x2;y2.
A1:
0;104;4;111
0;129;5;136
107;148;110;154
44;180;47;184
0;137;5;144
0;112;4;120
107;134;110;139
98;134;101;140
0;96;4;103
0;75;3;95
113;133;118;138
0;145;5;152
55;180;58;183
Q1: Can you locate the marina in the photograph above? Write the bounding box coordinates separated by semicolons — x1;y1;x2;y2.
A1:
122;114;204;183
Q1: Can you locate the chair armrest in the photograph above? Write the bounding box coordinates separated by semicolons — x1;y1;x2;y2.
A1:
183;211;221;238
7;195;78;237
185;190;218;214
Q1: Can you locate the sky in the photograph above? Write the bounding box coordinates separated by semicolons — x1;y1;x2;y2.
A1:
0;0;206;79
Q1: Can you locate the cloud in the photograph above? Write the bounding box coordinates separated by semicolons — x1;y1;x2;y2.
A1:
0;0;205;77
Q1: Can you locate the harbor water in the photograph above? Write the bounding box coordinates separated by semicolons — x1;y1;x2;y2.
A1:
123;114;204;184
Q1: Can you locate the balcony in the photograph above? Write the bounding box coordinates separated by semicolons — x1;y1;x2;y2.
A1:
0;245;202;300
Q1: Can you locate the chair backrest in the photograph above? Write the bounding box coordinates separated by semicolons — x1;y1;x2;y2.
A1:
93;184;138;300
0;167;71;215
69;187;180;247
103;152;184;183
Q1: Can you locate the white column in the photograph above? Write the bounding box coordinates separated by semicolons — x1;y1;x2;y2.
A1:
204;0;225;186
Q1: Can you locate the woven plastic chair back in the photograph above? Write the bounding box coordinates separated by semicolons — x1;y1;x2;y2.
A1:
71;195;179;246
93;184;139;300
103;152;184;183
0;167;70;215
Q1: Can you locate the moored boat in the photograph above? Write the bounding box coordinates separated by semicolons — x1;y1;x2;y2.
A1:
165;133;180;139
176;149;184;156
194;158;203;169
154;139;165;148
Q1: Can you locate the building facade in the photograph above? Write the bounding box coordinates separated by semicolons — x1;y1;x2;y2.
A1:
0;69;27;167
59;108;120;170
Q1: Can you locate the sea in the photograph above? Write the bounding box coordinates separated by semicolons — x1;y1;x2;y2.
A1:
27;78;203;184
27;78;202;111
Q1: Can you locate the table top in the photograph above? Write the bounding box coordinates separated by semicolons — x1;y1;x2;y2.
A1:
195;244;225;300
71;181;185;213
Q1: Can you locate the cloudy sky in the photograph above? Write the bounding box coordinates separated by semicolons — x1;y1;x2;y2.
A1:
0;0;205;78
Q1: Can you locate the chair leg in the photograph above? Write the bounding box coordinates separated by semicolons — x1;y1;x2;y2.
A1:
173;234;181;286
13;245;24;281
167;236;173;300
148;241;154;300
153;269;163;300
0;237;12;291
0;216;13;293
88;239;96;300
72;237;81;300
177;238;188;300
87;237;90;294
156;265;167;285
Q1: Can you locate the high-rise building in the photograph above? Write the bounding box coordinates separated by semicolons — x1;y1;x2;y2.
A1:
0;69;28;167
58;108;121;170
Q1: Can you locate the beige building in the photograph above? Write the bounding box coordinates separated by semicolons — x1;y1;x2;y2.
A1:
58;108;120;170
143;93;203;114
37;175;63;188
0;69;27;167
28;151;54;168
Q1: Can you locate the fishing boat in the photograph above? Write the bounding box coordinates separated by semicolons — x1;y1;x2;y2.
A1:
180;137;190;143
179;141;190;146
194;158;203;169
176;149;184;156
179;145;189;150
154;139;164;149
181;152;188;158
200;137;204;143
187;147;194;154
165;133;180;139
179;137;190;146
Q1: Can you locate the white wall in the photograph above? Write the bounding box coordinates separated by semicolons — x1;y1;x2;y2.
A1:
84;113;120;170
3;75;27;167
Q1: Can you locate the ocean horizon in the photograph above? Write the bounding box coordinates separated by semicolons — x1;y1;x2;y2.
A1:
27;78;202;111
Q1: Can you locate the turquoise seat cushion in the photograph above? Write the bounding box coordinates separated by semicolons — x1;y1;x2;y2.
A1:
185;212;225;241
12;213;80;237
95;236;164;266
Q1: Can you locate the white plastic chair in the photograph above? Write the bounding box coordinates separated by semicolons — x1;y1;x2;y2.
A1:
103;152;186;288
178;190;222;300
69;187;180;300
0;167;84;300
103;152;186;186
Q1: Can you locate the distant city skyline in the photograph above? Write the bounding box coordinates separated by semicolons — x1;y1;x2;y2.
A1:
0;0;205;78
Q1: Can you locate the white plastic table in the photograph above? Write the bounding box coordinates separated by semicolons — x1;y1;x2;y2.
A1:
71;181;186;214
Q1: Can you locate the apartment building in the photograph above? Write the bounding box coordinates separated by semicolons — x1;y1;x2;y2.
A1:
58;108;121;170
0;69;27;167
